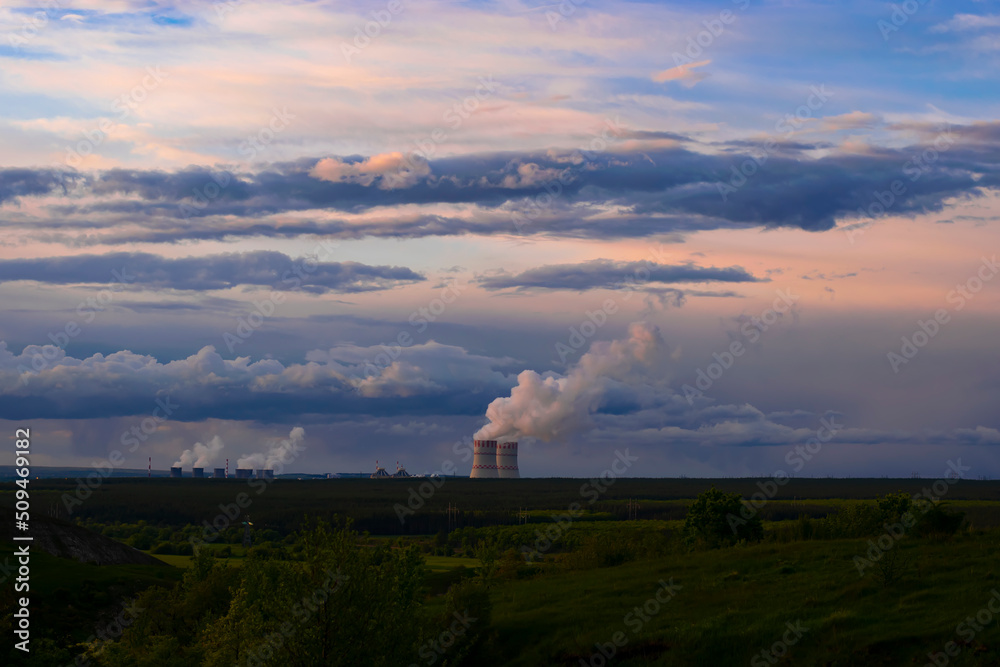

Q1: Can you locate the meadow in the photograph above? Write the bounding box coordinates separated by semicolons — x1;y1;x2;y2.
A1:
1;477;998;665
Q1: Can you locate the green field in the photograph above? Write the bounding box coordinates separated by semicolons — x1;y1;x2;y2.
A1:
2;478;998;666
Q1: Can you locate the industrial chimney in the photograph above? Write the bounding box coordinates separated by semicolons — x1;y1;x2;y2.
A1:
497;441;519;479
470;440;499;478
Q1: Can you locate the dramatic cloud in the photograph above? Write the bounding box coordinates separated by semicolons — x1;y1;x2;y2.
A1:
0;340;515;422
5;123;999;245
0;251;424;293
476;260;763;291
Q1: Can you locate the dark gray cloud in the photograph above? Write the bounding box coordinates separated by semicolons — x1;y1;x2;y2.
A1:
0;168;77;203
4;122;999;246
476;260;763;291
0;251;424;293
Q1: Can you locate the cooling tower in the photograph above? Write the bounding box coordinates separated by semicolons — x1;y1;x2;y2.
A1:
255;469;266;479
169;466;182;478
470;440;499;478
262;469;275;480
497;441;519;479
235;468;252;479
213;468;225;479
192;467;205;478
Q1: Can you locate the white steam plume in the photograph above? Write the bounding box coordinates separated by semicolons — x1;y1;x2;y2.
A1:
174;435;225;468
237;427;306;470
474;322;669;442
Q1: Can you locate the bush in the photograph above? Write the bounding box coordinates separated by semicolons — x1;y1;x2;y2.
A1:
684;487;763;547
151;542;175;555
915;502;965;538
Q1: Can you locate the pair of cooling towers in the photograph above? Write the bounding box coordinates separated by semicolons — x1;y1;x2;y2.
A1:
470;440;519;479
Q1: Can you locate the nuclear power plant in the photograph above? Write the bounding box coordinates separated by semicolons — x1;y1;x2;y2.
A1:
470;440;519;479
166;466;273;479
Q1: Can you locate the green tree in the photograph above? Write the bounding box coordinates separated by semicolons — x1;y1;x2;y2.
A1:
684;486;763;547
201;519;426;667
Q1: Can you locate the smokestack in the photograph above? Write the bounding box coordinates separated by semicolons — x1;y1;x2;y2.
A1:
169;466;182;478
226;458;229;478
148;457;151;478
213;468;225;479
192;467;205;478
470;440;499;478
235;468;252;479
497;442;519;479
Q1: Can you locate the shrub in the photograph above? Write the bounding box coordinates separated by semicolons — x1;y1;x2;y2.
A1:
151;542;175;555
684;487;763;547
915;502;965;538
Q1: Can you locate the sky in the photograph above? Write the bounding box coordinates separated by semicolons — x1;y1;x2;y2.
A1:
2;0;999;479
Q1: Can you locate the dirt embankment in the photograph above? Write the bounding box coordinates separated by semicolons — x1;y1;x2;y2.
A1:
0;506;165;566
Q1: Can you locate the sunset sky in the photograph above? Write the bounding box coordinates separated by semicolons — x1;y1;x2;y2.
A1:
2;0;999;478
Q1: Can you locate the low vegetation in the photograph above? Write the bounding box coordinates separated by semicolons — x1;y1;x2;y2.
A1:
0;480;996;665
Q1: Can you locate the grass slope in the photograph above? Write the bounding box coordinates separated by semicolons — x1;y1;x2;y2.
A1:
489;535;1000;666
